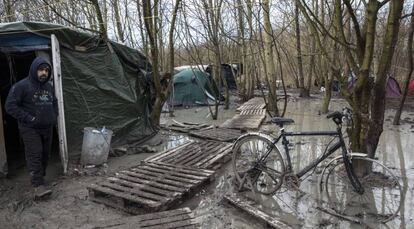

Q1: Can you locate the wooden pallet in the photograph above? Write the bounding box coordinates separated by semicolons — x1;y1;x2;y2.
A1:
88;161;214;214
220;113;266;130
224;194;293;229
239;109;266;116
237;97;266;111
145;140;232;169
189;128;243;142
91;207;200;229
161;120;212;133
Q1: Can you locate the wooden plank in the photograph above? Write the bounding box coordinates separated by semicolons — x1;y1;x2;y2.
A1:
143;163;211;181
136;207;192;221
51;34;68;175
177;150;205;166
138;165;208;182
117;171;186;193
144;219;200;229
189;128;242;142
0;95;7;177
147;140;231;169
240;109;266;116
186;143;229;167
100;181;167;202
108;177;177;197
224;194;293;229
148;162;214;176
91;208;198;229
139;213;192;227
220;113;265;130
88;184;158;208
161;145;202;165
129;168;195;187
89;195;143;215
193;145;232;169
145;141;193;162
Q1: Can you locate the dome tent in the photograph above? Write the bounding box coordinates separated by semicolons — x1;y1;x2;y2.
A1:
170;69;221;106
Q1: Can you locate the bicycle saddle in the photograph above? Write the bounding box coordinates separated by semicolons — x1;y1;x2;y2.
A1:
271;117;295;126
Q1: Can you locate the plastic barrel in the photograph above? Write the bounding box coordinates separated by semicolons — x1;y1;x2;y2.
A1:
81;127;113;165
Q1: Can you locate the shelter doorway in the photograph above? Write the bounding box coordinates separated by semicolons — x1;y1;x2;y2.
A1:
0;51;60;177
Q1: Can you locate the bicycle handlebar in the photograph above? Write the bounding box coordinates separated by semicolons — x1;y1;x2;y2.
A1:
327;108;353;126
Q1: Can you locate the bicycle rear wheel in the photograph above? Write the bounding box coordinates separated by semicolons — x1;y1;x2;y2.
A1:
319;155;402;223
232;135;285;195
341;149;364;194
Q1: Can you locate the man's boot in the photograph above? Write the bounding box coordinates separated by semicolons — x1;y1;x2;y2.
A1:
34;185;52;199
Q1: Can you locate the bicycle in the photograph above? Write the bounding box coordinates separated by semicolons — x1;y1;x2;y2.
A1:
231;108;402;223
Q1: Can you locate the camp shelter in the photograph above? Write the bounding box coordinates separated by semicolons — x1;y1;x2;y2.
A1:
169;69;221;106
385;77;402;98
409;80;414;93
0;22;155;176
206;64;238;90
348;74;402;98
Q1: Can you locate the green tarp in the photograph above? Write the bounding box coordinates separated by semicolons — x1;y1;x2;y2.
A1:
0;22;155;160
171;69;220;106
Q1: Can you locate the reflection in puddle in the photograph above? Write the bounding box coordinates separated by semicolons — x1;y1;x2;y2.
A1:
162;134;191;151
201;99;413;228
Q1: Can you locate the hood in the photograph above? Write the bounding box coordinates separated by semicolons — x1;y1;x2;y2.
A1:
29;56;52;84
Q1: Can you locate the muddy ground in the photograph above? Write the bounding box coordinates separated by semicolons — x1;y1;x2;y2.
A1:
1;92;414;229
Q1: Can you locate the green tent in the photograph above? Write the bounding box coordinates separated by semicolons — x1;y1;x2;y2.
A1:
0;22;155;175
170;69;220;106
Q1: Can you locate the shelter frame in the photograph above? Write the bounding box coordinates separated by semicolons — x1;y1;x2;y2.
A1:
51;34;68;174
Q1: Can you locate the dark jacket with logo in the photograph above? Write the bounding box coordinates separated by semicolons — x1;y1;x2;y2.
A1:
5;57;58;129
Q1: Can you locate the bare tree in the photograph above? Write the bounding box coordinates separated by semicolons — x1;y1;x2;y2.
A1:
394;3;414;125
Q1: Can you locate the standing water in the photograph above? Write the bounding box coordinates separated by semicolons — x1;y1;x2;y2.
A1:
193;98;414;228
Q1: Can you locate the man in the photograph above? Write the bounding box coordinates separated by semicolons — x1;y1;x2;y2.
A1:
5;56;58;198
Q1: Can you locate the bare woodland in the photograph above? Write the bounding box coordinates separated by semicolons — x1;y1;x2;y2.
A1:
1;0;413;161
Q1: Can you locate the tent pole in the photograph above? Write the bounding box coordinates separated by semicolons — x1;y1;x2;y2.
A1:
51;34;69;174
0;95;8;177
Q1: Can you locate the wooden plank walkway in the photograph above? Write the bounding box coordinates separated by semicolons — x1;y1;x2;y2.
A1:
236;97;266;111
90;207;200;229
224;194;293;229
145;140;232;169
239;109;266;116
88;161;214;214
161;120;212;133
219;112;266;130
221;97;267;130
189;128;243;142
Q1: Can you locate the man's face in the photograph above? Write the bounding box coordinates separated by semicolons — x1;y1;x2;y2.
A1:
37;67;50;82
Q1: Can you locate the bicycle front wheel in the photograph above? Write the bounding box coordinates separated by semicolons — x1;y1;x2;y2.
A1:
232;135;285;195
319;155;402;223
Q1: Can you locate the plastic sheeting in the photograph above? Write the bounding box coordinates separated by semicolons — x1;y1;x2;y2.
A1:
0;22;155;160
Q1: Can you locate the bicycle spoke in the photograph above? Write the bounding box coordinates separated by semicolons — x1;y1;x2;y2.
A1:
232;135;285;195
320;156;402;223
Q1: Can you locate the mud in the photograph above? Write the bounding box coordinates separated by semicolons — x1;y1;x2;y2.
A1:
0;94;413;228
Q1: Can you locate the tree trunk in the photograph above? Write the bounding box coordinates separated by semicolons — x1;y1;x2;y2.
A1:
393;3;414;125
112;0;124;42
2;0;16;22
91;0;108;39
263;0;279;115
365;1;404;158
142;0;162;124
322;71;333;113
295;1;308;97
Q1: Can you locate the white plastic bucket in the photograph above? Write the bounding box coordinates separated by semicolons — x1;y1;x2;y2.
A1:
81;127;113;165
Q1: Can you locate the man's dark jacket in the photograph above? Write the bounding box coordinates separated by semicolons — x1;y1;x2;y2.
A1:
5;57;58;129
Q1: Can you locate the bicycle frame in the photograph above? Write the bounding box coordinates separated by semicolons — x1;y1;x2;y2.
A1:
260;126;347;179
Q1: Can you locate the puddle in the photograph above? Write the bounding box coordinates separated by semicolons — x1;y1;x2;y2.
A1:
162;133;191;151
195;98;414;228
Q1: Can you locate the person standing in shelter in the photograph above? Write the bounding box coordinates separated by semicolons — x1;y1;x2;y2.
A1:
5;56;58;198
